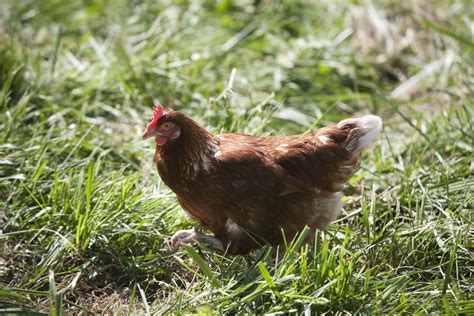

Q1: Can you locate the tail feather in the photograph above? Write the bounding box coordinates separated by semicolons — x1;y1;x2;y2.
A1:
338;115;383;153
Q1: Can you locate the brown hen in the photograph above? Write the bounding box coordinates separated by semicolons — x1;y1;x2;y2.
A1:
143;104;382;254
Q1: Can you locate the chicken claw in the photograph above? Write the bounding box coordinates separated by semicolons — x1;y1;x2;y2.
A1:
170;229;224;251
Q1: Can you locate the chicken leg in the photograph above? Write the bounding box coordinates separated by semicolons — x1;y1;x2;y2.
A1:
170;228;224;251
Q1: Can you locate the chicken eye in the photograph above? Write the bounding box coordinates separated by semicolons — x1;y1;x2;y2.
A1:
162;122;172;129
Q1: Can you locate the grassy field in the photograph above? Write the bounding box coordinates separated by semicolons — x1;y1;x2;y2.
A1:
1;0;473;314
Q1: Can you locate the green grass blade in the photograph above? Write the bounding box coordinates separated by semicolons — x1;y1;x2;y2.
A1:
183;246;221;288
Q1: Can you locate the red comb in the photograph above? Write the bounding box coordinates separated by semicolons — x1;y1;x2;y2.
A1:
146;103;165;129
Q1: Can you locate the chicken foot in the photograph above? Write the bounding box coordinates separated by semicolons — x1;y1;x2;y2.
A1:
170;228;224;251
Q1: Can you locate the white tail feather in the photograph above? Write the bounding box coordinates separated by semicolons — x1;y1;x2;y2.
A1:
354;115;383;151
339;115;383;152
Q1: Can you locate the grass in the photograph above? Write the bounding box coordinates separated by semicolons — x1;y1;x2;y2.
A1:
0;0;473;314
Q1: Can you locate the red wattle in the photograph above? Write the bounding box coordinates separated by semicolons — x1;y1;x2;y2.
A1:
155;135;167;146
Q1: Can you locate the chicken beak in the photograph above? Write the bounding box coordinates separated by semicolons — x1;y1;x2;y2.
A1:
142;127;154;140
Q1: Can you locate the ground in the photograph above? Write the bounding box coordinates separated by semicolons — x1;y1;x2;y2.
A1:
0;1;473;314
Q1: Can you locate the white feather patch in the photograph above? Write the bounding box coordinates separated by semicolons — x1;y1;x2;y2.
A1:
355;115;382;150
318;135;332;143
225;218;241;236
310;192;344;229
340;115;382;152
275;143;289;153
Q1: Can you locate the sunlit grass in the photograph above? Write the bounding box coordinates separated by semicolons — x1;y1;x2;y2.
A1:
1;0;472;314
